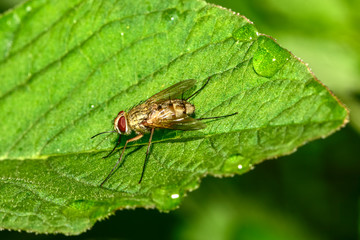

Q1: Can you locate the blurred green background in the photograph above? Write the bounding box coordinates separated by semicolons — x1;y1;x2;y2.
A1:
1;0;359;239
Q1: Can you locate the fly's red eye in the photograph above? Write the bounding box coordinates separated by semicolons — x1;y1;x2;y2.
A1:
118;116;126;133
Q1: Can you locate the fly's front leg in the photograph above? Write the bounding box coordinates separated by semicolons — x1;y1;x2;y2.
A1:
102;135;122;159
138;128;155;184
119;134;144;165
100;134;144;187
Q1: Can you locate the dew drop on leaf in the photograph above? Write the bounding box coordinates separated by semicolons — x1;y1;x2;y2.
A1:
221;155;252;174
252;36;291;77
69;199;95;211
171;193;179;199
151;186;182;211
161;8;179;22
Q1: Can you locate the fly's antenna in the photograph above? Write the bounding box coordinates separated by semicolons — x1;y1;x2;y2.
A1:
197;112;238;121
91;130;116;139
92;130;117;150
186;77;211;101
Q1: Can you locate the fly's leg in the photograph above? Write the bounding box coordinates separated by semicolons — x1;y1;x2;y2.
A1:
138;128;155;184
100;134;144;187
102;135;122;159
185;77;211;101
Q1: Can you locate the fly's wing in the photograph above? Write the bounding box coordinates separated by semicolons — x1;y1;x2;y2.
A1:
146;79;196;103
145;116;206;131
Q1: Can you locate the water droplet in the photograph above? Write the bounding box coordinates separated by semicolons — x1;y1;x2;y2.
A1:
63;199;108;217
221;155;252;173
151;186;182;211
120;32;124;36
171;193;179;199
69;200;95;210
252;36;291;77
91;105;94;108
232;23;259;42
26;6;32;12
73;19;77;24
162;9;179;22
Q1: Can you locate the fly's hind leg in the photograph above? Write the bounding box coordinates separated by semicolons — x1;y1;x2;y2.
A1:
186;77;211;101
197;112;238;121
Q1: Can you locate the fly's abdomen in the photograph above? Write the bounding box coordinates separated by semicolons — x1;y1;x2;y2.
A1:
173;100;195;117
150;99;195;121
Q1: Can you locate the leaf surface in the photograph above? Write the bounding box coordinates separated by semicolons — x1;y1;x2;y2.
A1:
0;0;348;234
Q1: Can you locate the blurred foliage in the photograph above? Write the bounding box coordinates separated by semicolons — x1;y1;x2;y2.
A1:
0;0;23;13
0;0;358;239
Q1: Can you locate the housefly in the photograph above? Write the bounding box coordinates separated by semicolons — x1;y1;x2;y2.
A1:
92;78;237;187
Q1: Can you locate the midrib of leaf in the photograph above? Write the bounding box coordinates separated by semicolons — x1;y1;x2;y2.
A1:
0;117;344;162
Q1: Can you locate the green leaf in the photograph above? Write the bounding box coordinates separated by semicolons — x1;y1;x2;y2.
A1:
0;0;348;235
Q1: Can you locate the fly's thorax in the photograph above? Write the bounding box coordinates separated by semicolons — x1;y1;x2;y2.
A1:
114;111;131;135
127;103;152;134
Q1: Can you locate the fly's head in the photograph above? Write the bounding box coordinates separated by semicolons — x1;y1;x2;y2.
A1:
114;111;131;135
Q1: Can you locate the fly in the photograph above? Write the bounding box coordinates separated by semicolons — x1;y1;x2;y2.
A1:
92;78;238;187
